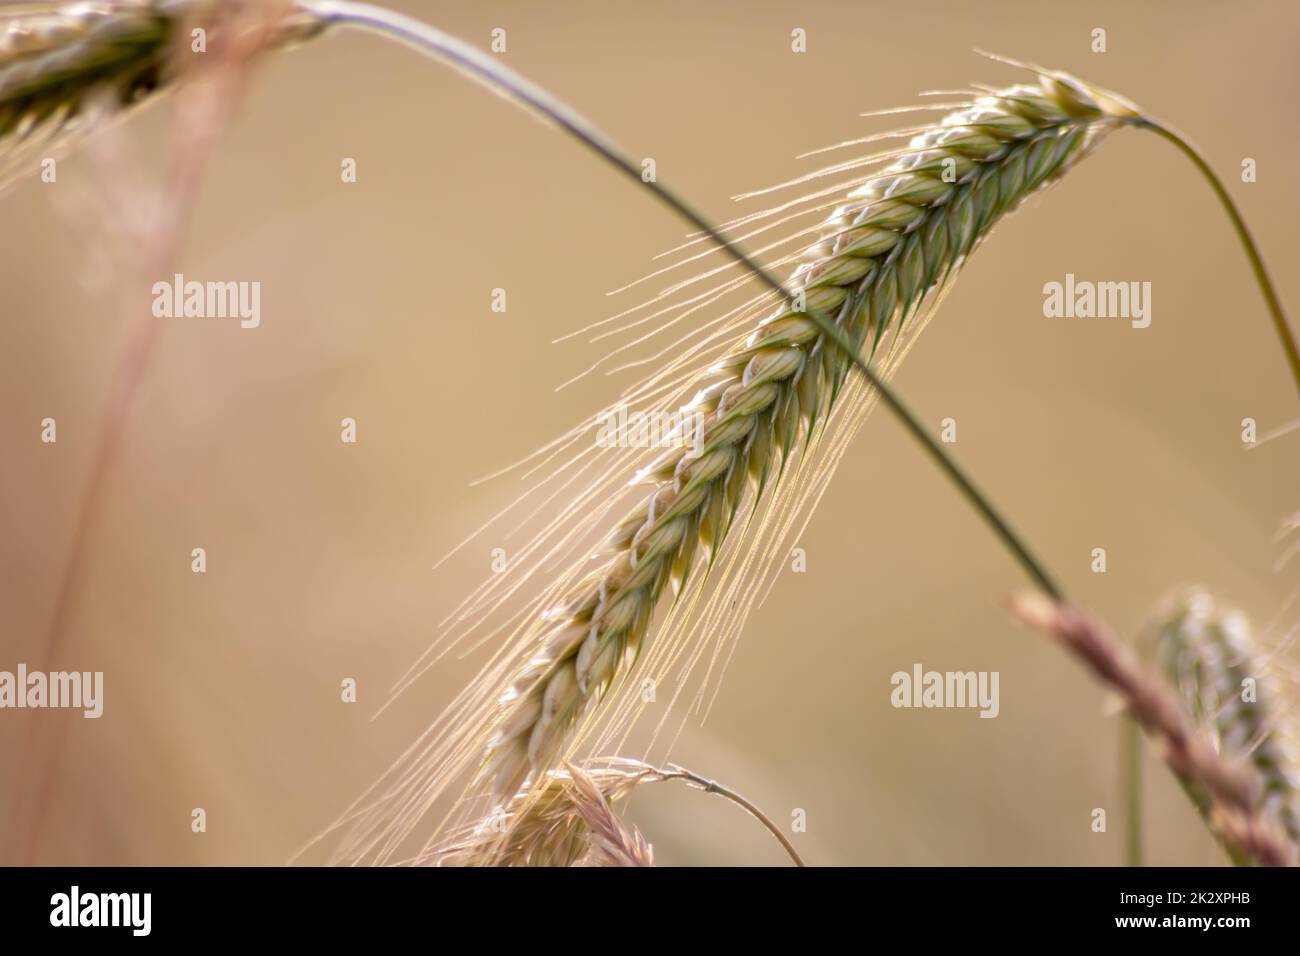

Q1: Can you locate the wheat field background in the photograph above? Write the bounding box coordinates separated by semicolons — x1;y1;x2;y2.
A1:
0;0;1297;865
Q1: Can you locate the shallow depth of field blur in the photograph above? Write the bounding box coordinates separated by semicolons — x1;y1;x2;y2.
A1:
2;0;1298;865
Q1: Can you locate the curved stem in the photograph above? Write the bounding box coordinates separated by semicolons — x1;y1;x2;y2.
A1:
660;765;806;867
1136;117;1300;399
305;0;1065;601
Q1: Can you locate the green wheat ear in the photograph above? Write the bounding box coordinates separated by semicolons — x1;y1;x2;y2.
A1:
0;1;323;187
1143;588;1300;856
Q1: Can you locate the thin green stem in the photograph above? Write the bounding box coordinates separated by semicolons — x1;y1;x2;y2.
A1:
1122;716;1143;866
309;0;1065;601
1135;117;1300;400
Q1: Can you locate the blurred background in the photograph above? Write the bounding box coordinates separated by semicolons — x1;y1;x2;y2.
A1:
1;0;1297;865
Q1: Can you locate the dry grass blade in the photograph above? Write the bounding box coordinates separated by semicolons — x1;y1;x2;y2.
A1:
1009;592;1295;867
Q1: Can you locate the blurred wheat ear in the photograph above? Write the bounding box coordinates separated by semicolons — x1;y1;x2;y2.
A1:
1012;593;1295;867
0;1;322;185
0;2;170;128
1143;589;1300;857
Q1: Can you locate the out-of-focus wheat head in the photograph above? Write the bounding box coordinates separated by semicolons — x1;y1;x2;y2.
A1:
0;0;322;187
1012;593;1294;866
1143;588;1300;853
319;65;1151;866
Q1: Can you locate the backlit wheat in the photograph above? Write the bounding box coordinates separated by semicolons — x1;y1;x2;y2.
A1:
480;73;1141;799
12;3;1294;869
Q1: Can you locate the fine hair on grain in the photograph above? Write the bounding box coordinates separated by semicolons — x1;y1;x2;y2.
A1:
7;3;1297;869
322;66;1149;865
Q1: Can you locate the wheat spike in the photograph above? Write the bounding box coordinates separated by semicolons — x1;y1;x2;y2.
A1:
483;71;1141;800
420;757;799;866
1012;592;1294;867
1144;588;1300;853
1;7;1151;860
0;1;322;176
565;762;654;867
0;1;170;129
421;759;661;867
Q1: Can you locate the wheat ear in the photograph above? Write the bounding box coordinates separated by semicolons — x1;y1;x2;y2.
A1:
1010;592;1295;867
424;758;801;866
0;0;171;145
424;760;658;867
480;74;1139;798
1143;589;1300;856
564;763;654;868
0;1;321;172
14;4;1297;863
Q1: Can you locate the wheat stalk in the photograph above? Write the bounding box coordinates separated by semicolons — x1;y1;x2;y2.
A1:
14;4;1296;401
291;11;1298;861
10;3;1299;866
1010;592;1295;867
1143;588;1300;856
478;74;1140;799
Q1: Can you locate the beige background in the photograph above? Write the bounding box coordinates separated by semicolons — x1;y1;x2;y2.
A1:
1;0;1298;865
